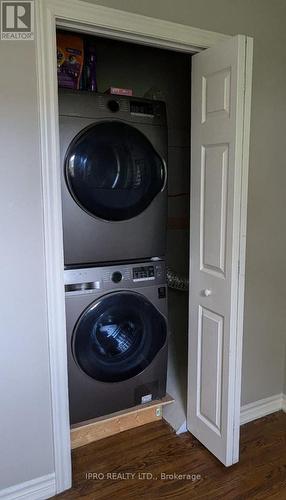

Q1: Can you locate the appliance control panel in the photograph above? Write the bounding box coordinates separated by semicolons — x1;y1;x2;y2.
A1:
64;260;165;295
130;100;154;116
133;265;155;281
58;89;166;127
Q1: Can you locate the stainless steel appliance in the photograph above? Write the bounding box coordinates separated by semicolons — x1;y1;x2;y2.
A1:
65;259;168;424
59;90;168;266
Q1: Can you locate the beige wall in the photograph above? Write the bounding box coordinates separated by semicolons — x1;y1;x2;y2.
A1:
83;0;286;405
0;38;54;490
1;0;286;493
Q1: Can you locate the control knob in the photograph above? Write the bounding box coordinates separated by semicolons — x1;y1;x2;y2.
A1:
112;271;122;283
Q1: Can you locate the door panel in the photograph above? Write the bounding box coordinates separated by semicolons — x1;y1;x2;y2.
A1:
188;35;252;466
202;68;231;123
201;143;228;276
198;306;223;434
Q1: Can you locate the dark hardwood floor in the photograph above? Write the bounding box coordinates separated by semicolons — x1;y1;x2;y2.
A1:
55;411;286;499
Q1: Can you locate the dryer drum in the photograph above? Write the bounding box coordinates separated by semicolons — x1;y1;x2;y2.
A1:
65;121;166;221
72;291;167;382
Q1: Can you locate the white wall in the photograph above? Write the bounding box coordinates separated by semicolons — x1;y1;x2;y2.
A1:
83;0;286;405
0;39;54;489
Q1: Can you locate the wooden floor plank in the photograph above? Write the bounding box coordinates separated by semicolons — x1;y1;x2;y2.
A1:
54;411;286;500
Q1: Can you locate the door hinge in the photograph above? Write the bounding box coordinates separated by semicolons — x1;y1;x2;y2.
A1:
238;260;240;275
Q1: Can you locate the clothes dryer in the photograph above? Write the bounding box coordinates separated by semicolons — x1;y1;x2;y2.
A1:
59;90;168;266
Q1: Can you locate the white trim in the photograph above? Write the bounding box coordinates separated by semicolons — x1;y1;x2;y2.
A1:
0;474;56;500
36;0;71;494
282;394;286;413
176;420;187;435
170;395;285;435
232;36;254;463
36;0;247;491
240;394;284;425
49;0;230;52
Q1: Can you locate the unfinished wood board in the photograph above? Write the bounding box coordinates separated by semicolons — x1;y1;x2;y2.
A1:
71;394;174;449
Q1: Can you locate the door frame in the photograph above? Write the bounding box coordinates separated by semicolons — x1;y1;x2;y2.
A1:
35;0;252;492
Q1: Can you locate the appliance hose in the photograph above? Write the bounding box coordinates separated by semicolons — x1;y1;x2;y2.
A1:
166;266;189;292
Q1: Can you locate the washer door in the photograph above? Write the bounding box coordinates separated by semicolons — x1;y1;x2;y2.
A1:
65;121;166;221
72;291;167;382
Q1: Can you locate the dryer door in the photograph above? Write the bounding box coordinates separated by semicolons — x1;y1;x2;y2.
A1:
72;291;167;382
65;121;166;221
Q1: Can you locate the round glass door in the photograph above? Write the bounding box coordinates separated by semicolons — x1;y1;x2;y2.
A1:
72;291;167;382
65;121;166;221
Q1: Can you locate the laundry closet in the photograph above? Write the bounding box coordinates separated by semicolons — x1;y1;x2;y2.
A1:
54;21;253;469
57;29;192;436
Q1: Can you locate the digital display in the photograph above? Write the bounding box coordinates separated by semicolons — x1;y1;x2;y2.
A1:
133;265;155;281
130;101;154;116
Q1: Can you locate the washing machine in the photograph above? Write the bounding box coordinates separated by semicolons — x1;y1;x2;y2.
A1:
65;259;168;424
59;89;168;266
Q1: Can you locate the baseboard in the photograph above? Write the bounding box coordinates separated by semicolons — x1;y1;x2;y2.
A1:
0;473;56;500
282;393;286;413
176;420;187;435
162;394;286;432
240;393;284;425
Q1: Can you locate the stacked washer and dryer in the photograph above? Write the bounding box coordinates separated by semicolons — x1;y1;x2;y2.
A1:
59;89;169;424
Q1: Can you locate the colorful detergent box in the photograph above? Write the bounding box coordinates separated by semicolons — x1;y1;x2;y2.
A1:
105;87;133;96
57;32;84;90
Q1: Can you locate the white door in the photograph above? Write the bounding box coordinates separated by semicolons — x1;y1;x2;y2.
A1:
187;35;253;466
